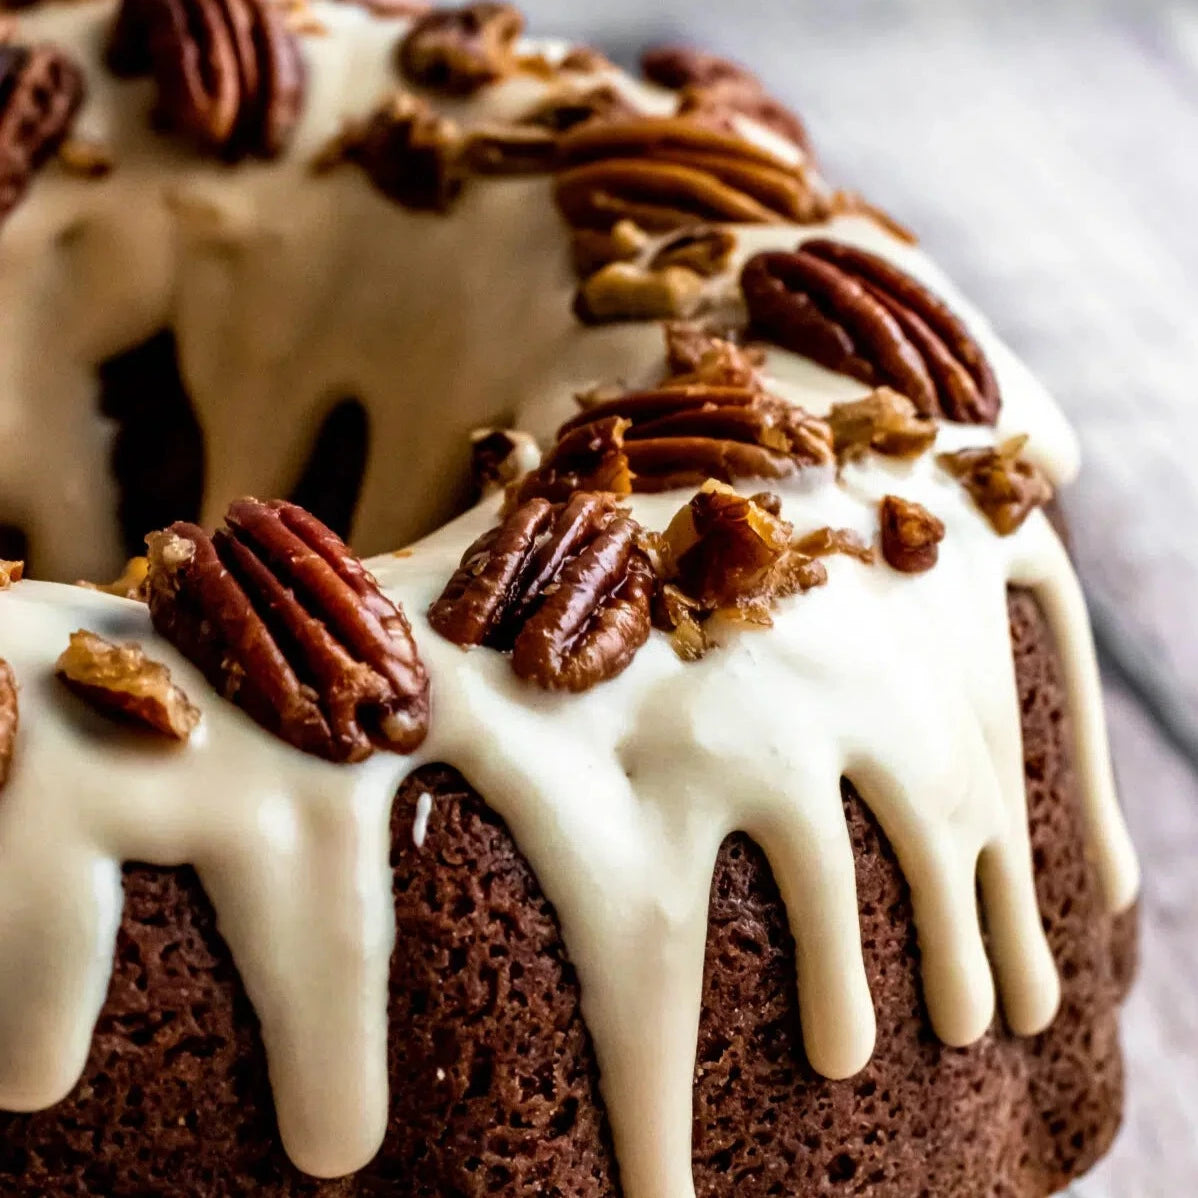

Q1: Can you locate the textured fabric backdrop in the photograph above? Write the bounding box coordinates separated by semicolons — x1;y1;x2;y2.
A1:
519;2;1198;1193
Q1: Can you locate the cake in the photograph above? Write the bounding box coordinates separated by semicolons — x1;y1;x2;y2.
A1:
0;2;1139;1195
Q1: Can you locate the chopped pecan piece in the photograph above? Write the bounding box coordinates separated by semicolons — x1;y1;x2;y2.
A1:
575;260;705;324
741;240;1000;424
57;136;116;178
509;415;632;506
521;83;636;133
56;629;201;740
879;494;945;573
663;322;761;387
827;387;938;462
653;482;825;658
640;44;814;158
0;659;15;789
470;427;540;495
77;556;150;600
555;116;822;232
1;43;85;222
145;498;429;762
461;123;556;174
570;218;648;276
0;559;23;588
649;225;734;278
428;492;654;692
528;378;833;495
559;45;610;74
348;91;464;209
937;436;1053;535
793;525;874;564
397;2;522;95
107;0;305;159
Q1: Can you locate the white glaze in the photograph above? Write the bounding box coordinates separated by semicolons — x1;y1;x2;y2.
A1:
0;3;1136;1196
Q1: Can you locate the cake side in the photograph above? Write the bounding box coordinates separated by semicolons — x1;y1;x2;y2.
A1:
0;592;1133;1196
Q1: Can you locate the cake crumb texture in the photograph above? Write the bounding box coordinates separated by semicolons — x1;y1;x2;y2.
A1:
0;592;1134;1196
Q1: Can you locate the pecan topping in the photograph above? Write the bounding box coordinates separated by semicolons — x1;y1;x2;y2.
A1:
77;556;150;600
347;91;464;210
522;83;636;134
145;499;429;761
428;492;654;692
663;322;761;387
509;415;632;506
0;43;85;222
107;0;305;160
469;427;540;496
0;559;23;588
461;122;556;174
827;387;937;463
575;260;705;324
741;239;1000;424
56;629;201;740
649;225;734;278
0;659;16;790
640;45;814;158
570;218;648;276
57;136;116;179
397;2;522;95
879;495;945;573
555;116;822;232
937;436;1052;535
521;372;833;497
793;525;874;564
653;482;825;659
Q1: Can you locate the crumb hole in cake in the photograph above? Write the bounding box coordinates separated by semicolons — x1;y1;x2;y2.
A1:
289;397;370;541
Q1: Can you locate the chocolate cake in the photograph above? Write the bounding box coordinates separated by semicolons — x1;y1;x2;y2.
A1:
0;2;1138;1195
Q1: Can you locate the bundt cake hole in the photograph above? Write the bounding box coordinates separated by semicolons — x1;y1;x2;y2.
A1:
289;397;371;541
98;330;205;559
0;523;27;568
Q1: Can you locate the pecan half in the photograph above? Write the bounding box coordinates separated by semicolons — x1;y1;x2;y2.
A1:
879;495;945;572
741;239;1000;424
56;629;201;740
937;436;1052;535
827;387;937;463
0;659;15;790
555;116;821;232
528;377;833;495
397;2;522;95
0;43;85;222
653;482;825;658
107;0;305;160
428;492;654;692
0;559;23;588
146;498;429;761
640;44;814;158
348;91;464;210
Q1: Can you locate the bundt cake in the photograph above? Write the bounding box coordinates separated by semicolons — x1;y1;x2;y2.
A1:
0;1;1139;1194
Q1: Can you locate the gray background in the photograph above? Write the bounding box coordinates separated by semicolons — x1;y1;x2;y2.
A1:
521;1;1198;1192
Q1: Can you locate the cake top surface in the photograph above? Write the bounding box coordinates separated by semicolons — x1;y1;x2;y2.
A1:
0;4;1136;1196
